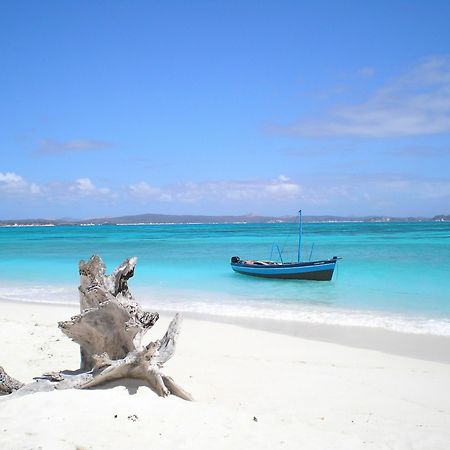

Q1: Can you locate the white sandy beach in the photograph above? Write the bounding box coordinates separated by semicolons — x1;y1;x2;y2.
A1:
1;299;450;450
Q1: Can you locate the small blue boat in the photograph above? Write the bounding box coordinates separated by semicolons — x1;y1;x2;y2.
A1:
230;210;341;281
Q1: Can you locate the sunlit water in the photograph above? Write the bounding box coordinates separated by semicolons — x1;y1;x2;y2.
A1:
1;222;449;335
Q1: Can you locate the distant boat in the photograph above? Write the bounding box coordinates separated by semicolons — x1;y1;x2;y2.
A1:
230;210;341;281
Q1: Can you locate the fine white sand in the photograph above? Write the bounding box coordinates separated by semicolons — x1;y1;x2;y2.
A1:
1;299;450;450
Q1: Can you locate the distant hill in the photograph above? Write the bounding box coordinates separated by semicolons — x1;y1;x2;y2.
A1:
86;213;287;224
1;212;449;226
432;215;450;222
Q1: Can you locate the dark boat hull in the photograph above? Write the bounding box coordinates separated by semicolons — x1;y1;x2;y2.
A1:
230;258;337;281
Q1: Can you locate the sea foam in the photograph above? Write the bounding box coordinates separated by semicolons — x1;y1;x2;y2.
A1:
2;283;450;337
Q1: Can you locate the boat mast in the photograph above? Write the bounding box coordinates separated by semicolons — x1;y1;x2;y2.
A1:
297;209;302;262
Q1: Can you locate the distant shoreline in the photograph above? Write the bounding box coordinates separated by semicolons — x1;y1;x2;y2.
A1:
1;212;449;226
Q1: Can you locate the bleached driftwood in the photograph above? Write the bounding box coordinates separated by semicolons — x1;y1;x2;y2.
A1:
0;255;192;400
0;367;24;395
71;255;160;371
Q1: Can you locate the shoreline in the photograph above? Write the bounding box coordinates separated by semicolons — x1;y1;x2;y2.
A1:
154;309;450;364
3;277;450;340
2;219;447;227
2;297;450;364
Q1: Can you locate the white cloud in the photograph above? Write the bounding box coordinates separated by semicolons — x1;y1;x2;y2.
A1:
0;172;41;195
1;172;448;216
69;178;111;197
265;180;302;195
272;55;450;138
73;178;95;192
0;173;113;203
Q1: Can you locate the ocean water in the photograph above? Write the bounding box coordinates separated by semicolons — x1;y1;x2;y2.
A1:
0;222;449;336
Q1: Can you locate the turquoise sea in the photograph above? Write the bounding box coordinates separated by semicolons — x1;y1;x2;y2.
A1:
1;222;449;335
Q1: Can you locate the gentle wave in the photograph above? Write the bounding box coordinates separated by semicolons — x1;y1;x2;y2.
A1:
2;283;448;337
0;285;78;305
141;296;450;337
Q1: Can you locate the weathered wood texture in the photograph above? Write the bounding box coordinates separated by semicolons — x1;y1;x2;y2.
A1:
0;367;24;395
74;256;160;370
0;255;192;400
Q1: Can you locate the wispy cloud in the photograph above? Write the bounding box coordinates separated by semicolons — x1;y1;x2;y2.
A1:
358;66;376;78
279;146;342;156
34;139;113;155
355;173;450;196
126;173;450;215
270;55;450;138
310;173;450;211
128;182;172;202
128;175;303;203
388;145;450;157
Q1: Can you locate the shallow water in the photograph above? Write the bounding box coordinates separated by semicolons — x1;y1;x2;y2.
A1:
1;222;449;335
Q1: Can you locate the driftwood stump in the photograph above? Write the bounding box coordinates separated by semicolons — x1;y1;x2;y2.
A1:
0;255;192;400
70;255;159;371
0;367;24;395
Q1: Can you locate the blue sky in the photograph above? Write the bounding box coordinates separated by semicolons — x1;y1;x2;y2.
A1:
1;0;450;219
